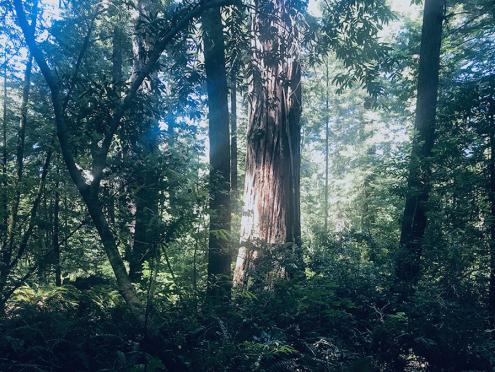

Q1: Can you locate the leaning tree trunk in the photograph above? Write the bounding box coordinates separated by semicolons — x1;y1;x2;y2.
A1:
395;0;444;299
13;0;145;320
13;0;236;319
202;6;232;300
233;0;303;289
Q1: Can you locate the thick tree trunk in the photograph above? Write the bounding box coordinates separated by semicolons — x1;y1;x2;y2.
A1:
233;0;302;288
202;6;232;300
128;0;161;282
395;0;444;298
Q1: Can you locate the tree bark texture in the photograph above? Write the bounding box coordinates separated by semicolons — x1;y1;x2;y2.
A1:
233;0;303;288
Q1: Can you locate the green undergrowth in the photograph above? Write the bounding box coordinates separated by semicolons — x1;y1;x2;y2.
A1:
1;266;494;371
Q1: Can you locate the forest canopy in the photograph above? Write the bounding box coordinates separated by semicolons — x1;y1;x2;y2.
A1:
1;0;495;370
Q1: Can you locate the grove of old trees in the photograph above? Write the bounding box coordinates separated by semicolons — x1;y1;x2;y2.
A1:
1;0;494;370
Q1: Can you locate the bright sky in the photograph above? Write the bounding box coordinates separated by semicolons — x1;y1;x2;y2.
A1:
308;0;421;37
40;0;421;37
41;0;421;24
308;0;420;17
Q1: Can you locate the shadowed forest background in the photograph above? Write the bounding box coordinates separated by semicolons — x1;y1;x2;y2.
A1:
1;0;495;370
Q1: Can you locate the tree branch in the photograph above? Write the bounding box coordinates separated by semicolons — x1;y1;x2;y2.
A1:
93;0;238;189
13;0;90;195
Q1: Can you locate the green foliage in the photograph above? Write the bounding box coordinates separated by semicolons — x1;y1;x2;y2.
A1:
1;0;495;370
3;248;493;371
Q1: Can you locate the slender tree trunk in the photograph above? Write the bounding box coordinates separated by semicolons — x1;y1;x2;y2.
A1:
8;0;38;249
202;5;232;300
112;25;124;95
1;46;8;249
324;58;330;233
0;56;8;292
233;0;303;288
9;54;34;240
80;186;144;316
395;0;444;299
105;25;122;229
53;173;61;286
0;149;51;301
230;67;238;198
0;2;38;299
488;94;495;327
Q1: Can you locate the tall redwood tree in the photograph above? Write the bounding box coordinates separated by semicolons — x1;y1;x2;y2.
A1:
233;0;303;288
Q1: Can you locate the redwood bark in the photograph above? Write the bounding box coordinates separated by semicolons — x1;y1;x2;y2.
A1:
233;0;302;288
395;0;444;298
202;6;232;298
